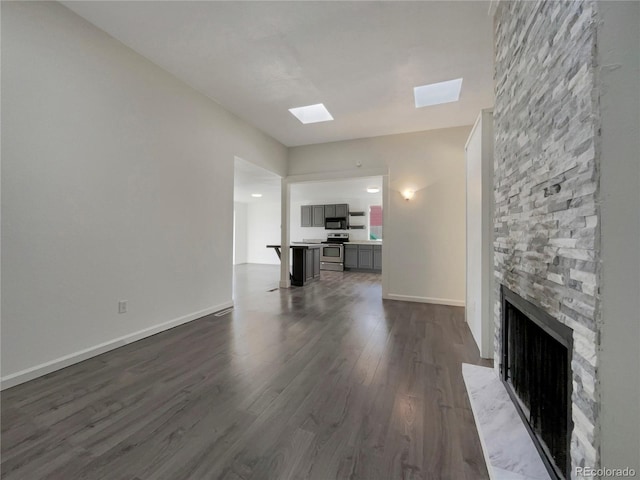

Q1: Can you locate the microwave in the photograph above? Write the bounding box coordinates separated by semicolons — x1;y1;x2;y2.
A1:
325;217;348;230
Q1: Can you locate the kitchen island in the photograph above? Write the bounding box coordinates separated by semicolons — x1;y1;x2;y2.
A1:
266;244;321;286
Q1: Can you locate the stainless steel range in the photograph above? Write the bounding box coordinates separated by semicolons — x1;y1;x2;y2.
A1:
320;233;349;271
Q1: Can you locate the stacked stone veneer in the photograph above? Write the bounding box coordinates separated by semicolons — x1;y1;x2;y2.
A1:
494;1;601;476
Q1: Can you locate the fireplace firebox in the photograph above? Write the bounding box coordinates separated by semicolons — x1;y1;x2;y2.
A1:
500;286;574;480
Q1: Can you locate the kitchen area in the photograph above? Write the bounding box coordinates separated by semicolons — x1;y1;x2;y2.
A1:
269;177;383;286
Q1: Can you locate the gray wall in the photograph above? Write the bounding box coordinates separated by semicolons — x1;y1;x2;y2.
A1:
598;0;640;474
465;110;494;359
289;127;470;306
1;2;287;387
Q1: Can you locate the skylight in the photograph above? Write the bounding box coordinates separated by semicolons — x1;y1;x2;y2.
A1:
414;78;463;108
288;103;334;124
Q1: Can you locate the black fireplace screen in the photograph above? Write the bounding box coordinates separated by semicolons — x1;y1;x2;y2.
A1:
501;286;573;480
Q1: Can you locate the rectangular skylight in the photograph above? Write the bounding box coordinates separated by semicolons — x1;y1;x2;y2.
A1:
289;103;334;124
414;78;463;108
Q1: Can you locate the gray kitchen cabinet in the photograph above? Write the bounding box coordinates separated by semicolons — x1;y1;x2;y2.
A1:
305;249;314;282
290;245;321;285
344;245;358;269
303;248;321;282
335;204;349;218
301;203;349;227
313;248;321;277
301;205;312;227
373;245;382;271
312;205;325;227
324;204;336;218
344;244;382;272
358;245;373;269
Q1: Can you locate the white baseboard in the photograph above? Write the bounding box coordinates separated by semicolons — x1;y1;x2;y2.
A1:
0;300;233;391
383;293;465;307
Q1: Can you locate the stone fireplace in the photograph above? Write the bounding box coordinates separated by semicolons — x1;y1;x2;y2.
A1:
493;1;601;476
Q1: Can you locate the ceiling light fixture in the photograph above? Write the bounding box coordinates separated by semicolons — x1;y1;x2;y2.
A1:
366;187;380;194
414;78;463;108
288;103;334;124
251;193;263;198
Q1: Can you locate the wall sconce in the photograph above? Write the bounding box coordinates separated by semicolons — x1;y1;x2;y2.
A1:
402;189;415;201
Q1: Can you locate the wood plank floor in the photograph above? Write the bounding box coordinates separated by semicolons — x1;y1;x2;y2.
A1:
1;265;492;480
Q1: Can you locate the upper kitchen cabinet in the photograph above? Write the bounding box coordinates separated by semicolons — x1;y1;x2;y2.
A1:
312;205;325;227
335;204;349;218
301;205;312;227
301;203;350;227
324;204;336;218
324;204;349;218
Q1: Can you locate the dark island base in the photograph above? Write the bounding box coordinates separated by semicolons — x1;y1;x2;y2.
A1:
267;244;321;286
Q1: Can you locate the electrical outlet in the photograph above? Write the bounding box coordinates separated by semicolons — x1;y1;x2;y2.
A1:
118;301;127;314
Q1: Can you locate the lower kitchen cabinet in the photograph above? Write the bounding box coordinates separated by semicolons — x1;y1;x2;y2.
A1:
291;246;321;286
305;249;314;282
358;245;373;269
344;244;381;272
313;248;320;277
304;248;321;282
373;245;382;270
344;245;358;269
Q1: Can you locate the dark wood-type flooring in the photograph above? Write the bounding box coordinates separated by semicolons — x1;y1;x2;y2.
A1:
2;265;492;480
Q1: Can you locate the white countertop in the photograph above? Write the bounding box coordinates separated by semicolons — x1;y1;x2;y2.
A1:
292;240;383;246
345;241;383;245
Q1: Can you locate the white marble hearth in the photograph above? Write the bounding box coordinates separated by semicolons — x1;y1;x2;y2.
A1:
462;363;551;480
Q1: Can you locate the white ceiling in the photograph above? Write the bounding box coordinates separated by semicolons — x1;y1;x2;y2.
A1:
234;157;281;204
63;1;495;147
